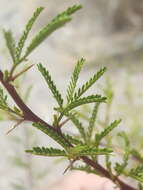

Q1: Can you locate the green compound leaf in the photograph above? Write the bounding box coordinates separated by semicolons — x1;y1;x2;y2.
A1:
62;4;82;15
64;133;84;145
38;64;63;107
115;132;130;176
66;58;85;103
67;145;112;159
87;102;100;139
62;95;106;113
26;146;66;157
131;149;143;163
65;112;86;141
3;29;16;63
0;87;23;117
129;166;143;183
95;119;121;147
24;5;82;57
16;7;44;62
103;77;114;105
0;87;9;111
118;131;130;146
33;122;69;149
26;145;112;159
74;67;107;99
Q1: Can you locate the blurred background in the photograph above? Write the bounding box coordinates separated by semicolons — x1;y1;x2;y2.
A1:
0;0;143;189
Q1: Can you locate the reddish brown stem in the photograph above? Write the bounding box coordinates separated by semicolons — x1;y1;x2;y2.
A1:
0;70;137;190
81;156;136;190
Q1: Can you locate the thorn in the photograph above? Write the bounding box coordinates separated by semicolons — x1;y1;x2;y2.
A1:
11;64;35;81
59;118;70;128
6;119;24;135
63;159;76;174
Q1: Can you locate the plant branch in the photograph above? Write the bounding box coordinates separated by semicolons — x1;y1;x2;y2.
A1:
0;70;137;190
81;156;136;190
0;70;71;147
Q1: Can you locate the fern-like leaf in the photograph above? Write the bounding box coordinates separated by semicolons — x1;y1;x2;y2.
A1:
95;119;121;147
64;134;83;145
3;29;16;63
129;166;143;183
0;87;9;111
61;4;82;15
38;64;63;107
74;67;106;99
131;149;143;163
26;146;66;157
66;58;85;103
16;7;44;62
63;95;106;113
67;145;112;158
87;102;100;139
24;5;82;57
33;122;69;148
118;131;130;147
65;112;86;141
115;132;130;176
0;87;23;117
